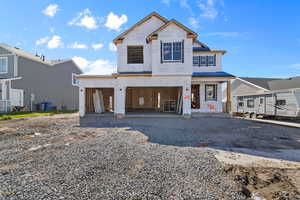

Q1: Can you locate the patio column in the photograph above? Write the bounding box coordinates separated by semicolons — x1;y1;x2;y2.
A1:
2;81;7;100
115;86;126;118
182;84;191;118
226;80;232;113
79;87;85;117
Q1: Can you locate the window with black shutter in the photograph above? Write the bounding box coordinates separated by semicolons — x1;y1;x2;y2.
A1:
127;46;143;64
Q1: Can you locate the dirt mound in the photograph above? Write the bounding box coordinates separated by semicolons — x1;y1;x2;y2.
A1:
225;165;300;200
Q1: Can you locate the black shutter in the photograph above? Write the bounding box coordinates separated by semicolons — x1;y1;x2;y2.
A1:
182;40;184;63
206;56;208;66
160;41;163;64
198;56;201;67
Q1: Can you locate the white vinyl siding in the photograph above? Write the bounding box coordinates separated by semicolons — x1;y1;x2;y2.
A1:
0;57;8;73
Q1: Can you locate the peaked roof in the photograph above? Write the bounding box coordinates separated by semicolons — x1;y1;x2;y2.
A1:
0;43;82;73
239;77;281;90
147;19;197;41
113;12;168;44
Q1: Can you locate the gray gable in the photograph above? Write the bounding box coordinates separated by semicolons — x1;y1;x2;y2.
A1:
268;76;300;90
240;77;281;90
0;47;12;55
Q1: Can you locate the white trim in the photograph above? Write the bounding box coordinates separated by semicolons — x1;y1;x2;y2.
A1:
72;73;79;86
14;55;18;77
0;76;22;81
0;57;8;74
235;77;269;91
162;41;183;62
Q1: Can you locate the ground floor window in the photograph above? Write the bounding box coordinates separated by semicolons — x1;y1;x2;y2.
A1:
276;99;286;106
238;101;244;107
205;84;217;101
247;99;254;108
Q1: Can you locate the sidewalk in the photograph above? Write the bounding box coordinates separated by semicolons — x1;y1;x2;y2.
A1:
237;117;300;128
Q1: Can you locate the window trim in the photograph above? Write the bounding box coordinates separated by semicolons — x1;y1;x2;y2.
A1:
238;101;244;107
127;45;144;64
276;99;286;106
205;84;217;101
72;73;79;86
0;57;8;74
247;99;255;108
193;55;216;67
162;41;183;62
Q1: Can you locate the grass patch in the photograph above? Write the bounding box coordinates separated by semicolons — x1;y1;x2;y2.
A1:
0;110;78;121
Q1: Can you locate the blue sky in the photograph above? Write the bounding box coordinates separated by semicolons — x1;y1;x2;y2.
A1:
1;0;299;77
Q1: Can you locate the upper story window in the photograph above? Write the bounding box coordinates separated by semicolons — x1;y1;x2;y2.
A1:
0;57;8;73
72;73;79;86
162;41;184;62
127;46;143;64
193;55;216;67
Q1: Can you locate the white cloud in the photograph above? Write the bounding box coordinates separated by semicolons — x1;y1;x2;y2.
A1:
92;42;104;50
291;63;300;69
105;12;128;31
42;4;59;17
161;0;171;5
198;0;218;19
36;36;49;45
47;35;63;49
72;56;90;70
72;56;116;75
50;27;55;33
189;17;199;29
179;0;190;8
69;8;98;30
68;42;88;49
109;42;117;52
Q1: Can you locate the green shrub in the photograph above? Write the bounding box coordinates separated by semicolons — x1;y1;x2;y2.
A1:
0;115;12;120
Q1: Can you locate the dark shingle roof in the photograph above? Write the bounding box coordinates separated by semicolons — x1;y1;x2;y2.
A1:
193;71;235;77
268;76;300;90
240;77;281;90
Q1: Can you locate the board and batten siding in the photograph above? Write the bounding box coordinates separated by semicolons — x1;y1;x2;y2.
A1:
11;57;81;110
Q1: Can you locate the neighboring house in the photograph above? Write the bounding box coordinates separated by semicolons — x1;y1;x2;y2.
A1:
76;12;234;118
231;77;300;117
0;43;82;112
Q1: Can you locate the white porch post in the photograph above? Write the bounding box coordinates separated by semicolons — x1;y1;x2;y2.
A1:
79;87;85;117
115;86;126;118
2;81;7;100
226;80;232;113
182;84;191;118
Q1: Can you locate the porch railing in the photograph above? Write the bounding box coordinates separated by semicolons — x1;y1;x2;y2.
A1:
0;100;10;113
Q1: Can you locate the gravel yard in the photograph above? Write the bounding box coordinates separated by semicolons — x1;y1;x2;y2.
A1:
0;114;243;200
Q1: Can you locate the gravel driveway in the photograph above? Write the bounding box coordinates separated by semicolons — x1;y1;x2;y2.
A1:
0;114;243;200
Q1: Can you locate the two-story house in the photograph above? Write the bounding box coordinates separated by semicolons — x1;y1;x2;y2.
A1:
76;12;234;118
0;43;82;112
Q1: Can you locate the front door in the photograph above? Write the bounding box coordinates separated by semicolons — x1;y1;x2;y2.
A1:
191;85;200;109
